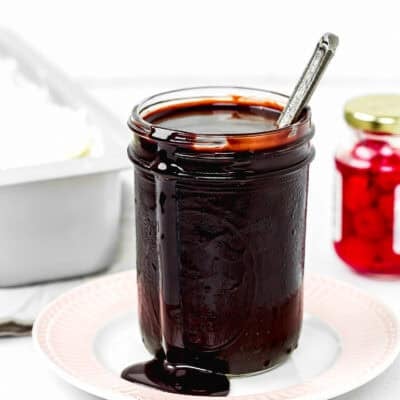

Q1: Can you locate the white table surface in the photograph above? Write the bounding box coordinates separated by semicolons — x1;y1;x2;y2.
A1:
1;79;400;400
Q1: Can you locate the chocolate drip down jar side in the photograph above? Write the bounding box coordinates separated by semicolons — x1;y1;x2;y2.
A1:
127;87;315;375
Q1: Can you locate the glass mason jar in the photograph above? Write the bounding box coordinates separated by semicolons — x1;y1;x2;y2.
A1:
334;94;400;274
128;87;315;375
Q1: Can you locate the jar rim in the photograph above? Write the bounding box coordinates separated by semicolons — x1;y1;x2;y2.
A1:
128;86;312;152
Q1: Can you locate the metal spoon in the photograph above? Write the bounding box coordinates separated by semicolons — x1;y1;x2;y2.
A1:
277;32;339;128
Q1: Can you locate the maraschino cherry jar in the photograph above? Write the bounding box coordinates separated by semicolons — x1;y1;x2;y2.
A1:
334;94;400;274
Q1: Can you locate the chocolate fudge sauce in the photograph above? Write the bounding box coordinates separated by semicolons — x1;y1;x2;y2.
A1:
147;104;280;134
124;96;314;396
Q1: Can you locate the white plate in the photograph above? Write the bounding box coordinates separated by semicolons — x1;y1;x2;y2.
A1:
33;271;400;400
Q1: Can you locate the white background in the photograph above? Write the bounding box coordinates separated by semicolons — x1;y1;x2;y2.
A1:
2;0;400;81
2;1;400;399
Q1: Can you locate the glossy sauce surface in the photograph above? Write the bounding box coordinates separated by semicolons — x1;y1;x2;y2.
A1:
148;104;280;134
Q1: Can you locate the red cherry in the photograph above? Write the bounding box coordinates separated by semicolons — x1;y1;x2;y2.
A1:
351;139;389;161
342;210;355;236
371;149;400;171
381;236;395;256
343;175;374;212
378;194;394;221
353;208;385;239
335;236;376;271
373;237;400;273
375;170;400;192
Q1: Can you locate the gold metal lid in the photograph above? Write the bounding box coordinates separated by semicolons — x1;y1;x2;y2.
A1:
344;94;400;134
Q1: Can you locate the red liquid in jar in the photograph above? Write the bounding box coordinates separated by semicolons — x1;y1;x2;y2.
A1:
335;137;400;274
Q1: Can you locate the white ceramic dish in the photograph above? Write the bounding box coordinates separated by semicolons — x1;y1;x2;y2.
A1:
0;30;130;287
33;270;400;400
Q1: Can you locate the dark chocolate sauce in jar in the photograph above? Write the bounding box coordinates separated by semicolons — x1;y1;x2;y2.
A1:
148;104;280;134
124;95;314;396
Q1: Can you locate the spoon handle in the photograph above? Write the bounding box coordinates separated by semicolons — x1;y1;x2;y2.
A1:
277;32;339;128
